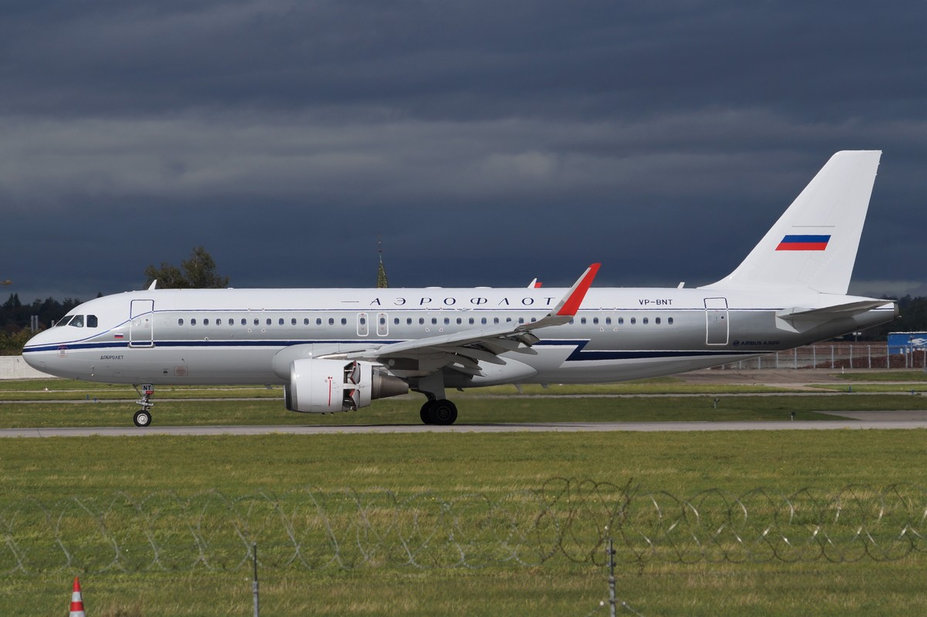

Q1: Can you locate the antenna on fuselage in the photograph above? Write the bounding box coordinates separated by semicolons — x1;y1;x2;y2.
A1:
148;280;158;290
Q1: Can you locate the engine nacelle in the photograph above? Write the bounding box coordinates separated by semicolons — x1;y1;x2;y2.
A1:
285;358;408;413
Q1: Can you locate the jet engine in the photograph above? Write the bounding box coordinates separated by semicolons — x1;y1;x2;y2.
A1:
285;358;408;413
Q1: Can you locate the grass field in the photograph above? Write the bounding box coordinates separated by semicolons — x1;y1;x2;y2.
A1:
3;374;927;616
3;431;927;616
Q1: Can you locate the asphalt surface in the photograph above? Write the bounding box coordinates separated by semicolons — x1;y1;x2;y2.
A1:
3;412;927;438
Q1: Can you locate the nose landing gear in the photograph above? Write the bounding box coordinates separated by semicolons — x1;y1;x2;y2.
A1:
133;384;154;427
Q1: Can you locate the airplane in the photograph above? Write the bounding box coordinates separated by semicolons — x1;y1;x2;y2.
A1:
22;150;897;427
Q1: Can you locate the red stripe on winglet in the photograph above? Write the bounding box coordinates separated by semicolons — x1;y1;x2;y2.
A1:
557;263;601;316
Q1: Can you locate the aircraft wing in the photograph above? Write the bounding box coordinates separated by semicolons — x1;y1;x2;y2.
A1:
340;263;600;376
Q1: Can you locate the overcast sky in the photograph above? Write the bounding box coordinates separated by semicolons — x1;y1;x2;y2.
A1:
2;1;924;302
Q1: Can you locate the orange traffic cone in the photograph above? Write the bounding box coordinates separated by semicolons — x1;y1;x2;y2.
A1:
70;577;86;617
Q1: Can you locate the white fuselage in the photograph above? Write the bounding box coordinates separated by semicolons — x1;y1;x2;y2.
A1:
22;285;896;387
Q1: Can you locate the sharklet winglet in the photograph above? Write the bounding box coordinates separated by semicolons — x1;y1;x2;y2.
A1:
556;263;601;316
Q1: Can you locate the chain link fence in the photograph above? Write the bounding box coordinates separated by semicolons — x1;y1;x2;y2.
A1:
2;479;926;576
720;343;927;370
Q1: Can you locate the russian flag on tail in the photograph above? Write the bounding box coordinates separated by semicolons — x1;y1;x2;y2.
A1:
775;234;831;251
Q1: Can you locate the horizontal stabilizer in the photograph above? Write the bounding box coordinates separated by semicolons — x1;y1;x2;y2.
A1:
775;300;891;333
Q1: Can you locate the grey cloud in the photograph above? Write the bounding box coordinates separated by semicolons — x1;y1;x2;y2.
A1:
0;0;924;302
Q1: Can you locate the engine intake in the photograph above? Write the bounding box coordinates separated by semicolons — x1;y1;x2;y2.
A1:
285;358;408;413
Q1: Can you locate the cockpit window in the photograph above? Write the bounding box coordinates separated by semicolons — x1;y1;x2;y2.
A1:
54;315;73;327
54;314;92;328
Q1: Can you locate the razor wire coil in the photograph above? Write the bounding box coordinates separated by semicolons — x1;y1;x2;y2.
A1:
2;479;926;575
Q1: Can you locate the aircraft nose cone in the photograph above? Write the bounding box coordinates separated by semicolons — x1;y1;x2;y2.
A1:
22;330;54;371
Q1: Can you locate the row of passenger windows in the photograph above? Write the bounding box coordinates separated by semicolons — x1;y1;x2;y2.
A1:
174;315;675;327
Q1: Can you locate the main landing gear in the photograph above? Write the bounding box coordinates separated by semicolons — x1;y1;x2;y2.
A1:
419;399;458;425
132;384;154;427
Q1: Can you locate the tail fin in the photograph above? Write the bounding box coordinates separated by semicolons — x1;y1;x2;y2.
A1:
704;150;881;294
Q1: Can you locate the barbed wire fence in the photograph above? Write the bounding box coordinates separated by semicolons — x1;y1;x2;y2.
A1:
2;479;926;576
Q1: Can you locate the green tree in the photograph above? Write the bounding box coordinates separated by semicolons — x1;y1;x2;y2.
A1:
145;246;229;289
376;254;389;288
0;327;33;355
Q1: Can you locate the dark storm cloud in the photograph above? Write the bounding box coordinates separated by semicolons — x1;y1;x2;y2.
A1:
1;0;924;301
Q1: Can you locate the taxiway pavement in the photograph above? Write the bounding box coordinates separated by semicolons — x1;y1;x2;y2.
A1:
3;412;927;438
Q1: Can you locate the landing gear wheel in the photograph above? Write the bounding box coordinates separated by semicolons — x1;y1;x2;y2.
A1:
431;399;458;425
420;401;436;425
133;409;152;427
132;384;155;428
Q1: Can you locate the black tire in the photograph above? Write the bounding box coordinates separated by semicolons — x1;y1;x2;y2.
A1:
420;401;435;424
133;409;152;427
431;399;458;425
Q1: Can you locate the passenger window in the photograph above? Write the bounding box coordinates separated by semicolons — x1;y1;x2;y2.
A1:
178;318;184;326
668;317;674;325
204;318;210;326
643;317;649;325
655;317;661;324
242;319;248;325
328;318;335;325
304;318;310;325
291;318;297;326
618;317;624;325
341;318;347;325
278;318;285;326
191;318;197;326
630;318;636;325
